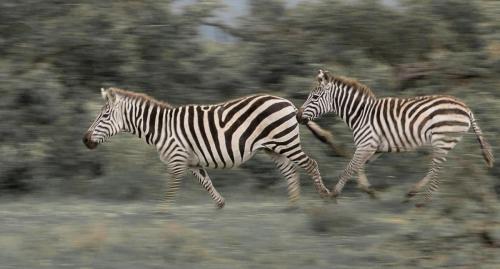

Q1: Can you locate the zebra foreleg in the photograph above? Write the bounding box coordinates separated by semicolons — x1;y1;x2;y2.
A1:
266;151;301;205
190;168;225;208
159;162;188;212
356;166;378;199
356;153;381;199
332;147;376;199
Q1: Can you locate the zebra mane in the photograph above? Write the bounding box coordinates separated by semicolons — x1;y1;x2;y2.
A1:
109;88;174;109
331;76;377;99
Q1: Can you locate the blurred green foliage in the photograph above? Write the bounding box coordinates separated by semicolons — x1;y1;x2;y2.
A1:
0;0;499;204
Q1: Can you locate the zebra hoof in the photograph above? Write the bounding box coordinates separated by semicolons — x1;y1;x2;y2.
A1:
329;192;339;204
330;190;340;199
415;199;430;208
284;204;300;212
154;202;174;215
320;190;331;199
406;189;418;198
153;207;172;215
368;190;379;200
216;200;225;209
360;187;378;199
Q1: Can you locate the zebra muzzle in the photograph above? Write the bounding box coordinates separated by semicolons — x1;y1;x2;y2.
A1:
82;132;98;150
296;108;308;124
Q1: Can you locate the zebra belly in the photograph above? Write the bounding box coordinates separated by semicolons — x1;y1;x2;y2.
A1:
191;149;258;169
376;136;426;152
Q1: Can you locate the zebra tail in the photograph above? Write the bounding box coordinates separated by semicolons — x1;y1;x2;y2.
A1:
469;112;494;167
304;121;350;158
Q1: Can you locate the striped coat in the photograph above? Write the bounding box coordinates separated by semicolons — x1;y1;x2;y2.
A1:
84;88;331;210
298;70;494;205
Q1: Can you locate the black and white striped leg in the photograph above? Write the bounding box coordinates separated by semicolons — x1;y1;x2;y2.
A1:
408;136;457;206
411;153;446;207
406;172;432;201
288;151;330;198
332;147;376;198
190;168;225;208
159;160;188;212
356;166;377;199
266;151;301;205
356;153;381;198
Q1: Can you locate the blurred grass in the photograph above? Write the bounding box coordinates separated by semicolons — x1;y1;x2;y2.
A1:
0;186;499;269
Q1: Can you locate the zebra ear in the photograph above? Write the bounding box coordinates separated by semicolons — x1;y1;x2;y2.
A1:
317;69;330;85
101;88;107;100
101;88;116;104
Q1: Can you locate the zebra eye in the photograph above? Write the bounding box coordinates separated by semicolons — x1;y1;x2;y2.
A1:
312;94;320;100
103;112;110;118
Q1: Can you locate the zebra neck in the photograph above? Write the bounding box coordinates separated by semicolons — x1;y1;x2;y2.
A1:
333;86;373;130
122;98;172;147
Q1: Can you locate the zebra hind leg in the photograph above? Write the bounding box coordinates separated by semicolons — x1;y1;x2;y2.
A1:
411;150;447;207
265;151;301;206
190;168;225;208
407;136;458;206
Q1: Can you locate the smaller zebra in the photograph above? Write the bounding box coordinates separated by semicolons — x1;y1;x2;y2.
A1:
298;70;494;205
83;88;335;210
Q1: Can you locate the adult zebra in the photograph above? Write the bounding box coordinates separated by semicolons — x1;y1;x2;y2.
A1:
298;70;494;205
83;88;333;210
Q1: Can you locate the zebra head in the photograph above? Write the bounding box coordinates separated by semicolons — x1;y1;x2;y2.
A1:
298;69;335;122
83;88;125;149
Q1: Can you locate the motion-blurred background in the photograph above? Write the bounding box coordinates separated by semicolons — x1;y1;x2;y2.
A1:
1;0;499;268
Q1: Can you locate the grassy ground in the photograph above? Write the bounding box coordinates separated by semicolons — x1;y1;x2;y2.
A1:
0;186;499;269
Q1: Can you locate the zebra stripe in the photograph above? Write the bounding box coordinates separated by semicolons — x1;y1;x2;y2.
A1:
83;88;330;210
299;70;494;205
